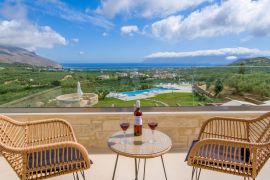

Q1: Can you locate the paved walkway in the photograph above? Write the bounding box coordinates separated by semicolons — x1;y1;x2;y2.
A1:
0;153;269;180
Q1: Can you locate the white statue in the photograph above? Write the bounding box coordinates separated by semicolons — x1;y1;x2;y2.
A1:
77;81;83;97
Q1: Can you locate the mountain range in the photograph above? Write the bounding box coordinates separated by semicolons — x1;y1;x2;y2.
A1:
0;45;61;68
229;57;270;66
1;45;270;67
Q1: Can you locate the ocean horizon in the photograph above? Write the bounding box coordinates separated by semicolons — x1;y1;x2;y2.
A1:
61;63;218;70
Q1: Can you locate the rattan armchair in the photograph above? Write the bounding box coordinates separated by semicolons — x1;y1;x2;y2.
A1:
186;112;270;180
0;115;91;180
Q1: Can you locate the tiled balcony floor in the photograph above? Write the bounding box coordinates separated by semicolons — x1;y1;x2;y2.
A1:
0;152;269;180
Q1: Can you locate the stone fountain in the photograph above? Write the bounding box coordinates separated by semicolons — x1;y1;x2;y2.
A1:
56;81;98;107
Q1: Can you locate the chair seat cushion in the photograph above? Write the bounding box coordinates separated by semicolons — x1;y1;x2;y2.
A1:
185;140;251;164
27;147;86;169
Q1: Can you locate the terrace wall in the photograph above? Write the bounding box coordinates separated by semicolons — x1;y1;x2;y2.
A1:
5;111;265;153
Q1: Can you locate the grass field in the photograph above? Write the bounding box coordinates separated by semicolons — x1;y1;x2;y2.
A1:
148;92;200;106
94;98;158;107
1;87;62;107
151;92;223;106
0;87;51;105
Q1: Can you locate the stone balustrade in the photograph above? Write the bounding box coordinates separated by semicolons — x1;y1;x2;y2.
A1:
5;111;265;152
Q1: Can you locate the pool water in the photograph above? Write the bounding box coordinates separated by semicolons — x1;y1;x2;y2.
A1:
120;87;177;97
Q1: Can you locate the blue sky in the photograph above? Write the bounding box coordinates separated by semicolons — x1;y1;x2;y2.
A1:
0;0;270;63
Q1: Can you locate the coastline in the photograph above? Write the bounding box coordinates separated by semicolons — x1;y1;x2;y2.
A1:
61;63;218;70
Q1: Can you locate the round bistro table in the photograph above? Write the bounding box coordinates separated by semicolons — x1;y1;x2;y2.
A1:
108;128;172;180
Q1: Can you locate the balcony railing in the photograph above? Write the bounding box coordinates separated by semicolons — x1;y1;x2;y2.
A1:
0;111;270;180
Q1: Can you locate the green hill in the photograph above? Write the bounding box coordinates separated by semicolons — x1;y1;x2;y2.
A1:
229;57;270;66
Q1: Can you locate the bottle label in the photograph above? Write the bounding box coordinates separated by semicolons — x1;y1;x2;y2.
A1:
134;116;142;125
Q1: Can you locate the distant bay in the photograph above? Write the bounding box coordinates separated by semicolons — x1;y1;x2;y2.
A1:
61;63;214;70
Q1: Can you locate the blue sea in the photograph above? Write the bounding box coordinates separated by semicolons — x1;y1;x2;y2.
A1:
61;63;210;70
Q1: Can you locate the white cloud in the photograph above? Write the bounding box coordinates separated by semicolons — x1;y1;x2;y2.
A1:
0;20;67;51
151;15;182;40
241;36;252;42
145;47;270;59
0;0;27;20
226;56;238;61
79;51;84;55
29;0;113;29
102;32;108;36
71;38;79;44
121;25;139;36
151;0;270;40
0;1;67;51
96;0;208;18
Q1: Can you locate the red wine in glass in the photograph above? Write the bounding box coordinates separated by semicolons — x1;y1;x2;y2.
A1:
120;122;130;131
148;122;158;130
148;121;158;144
120;121;130;144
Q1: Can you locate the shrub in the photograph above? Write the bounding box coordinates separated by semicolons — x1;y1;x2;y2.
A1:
51;80;61;86
214;79;223;96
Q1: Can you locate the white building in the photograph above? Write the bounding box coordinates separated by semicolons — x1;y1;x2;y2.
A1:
97;75;110;80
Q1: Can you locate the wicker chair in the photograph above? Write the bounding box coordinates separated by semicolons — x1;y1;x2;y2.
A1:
0;115;91;180
186;112;270;180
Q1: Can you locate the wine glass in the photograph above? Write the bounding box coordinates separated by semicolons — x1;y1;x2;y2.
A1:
148;120;158;144
120;120;130;144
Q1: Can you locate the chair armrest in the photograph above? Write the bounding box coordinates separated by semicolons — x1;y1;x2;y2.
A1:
198;117;250;142
26;118;77;145
187;139;255;171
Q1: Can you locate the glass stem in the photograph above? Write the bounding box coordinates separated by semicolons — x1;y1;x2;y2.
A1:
152;130;154;142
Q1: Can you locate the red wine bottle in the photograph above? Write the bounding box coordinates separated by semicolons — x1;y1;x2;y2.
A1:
134;100;142;136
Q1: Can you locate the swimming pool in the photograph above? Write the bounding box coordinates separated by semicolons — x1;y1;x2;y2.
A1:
119;87;177;97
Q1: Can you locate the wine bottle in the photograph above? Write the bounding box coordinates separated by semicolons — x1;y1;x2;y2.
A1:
134;100;142;136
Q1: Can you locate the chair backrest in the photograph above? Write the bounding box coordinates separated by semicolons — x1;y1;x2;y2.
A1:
0;115;26;149
248;112;270;143
247;112;270;176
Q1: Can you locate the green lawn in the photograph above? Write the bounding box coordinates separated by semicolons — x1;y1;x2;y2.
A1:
94;98;158;107
147;92;201;106
1;87;62;107
0;87;50;105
